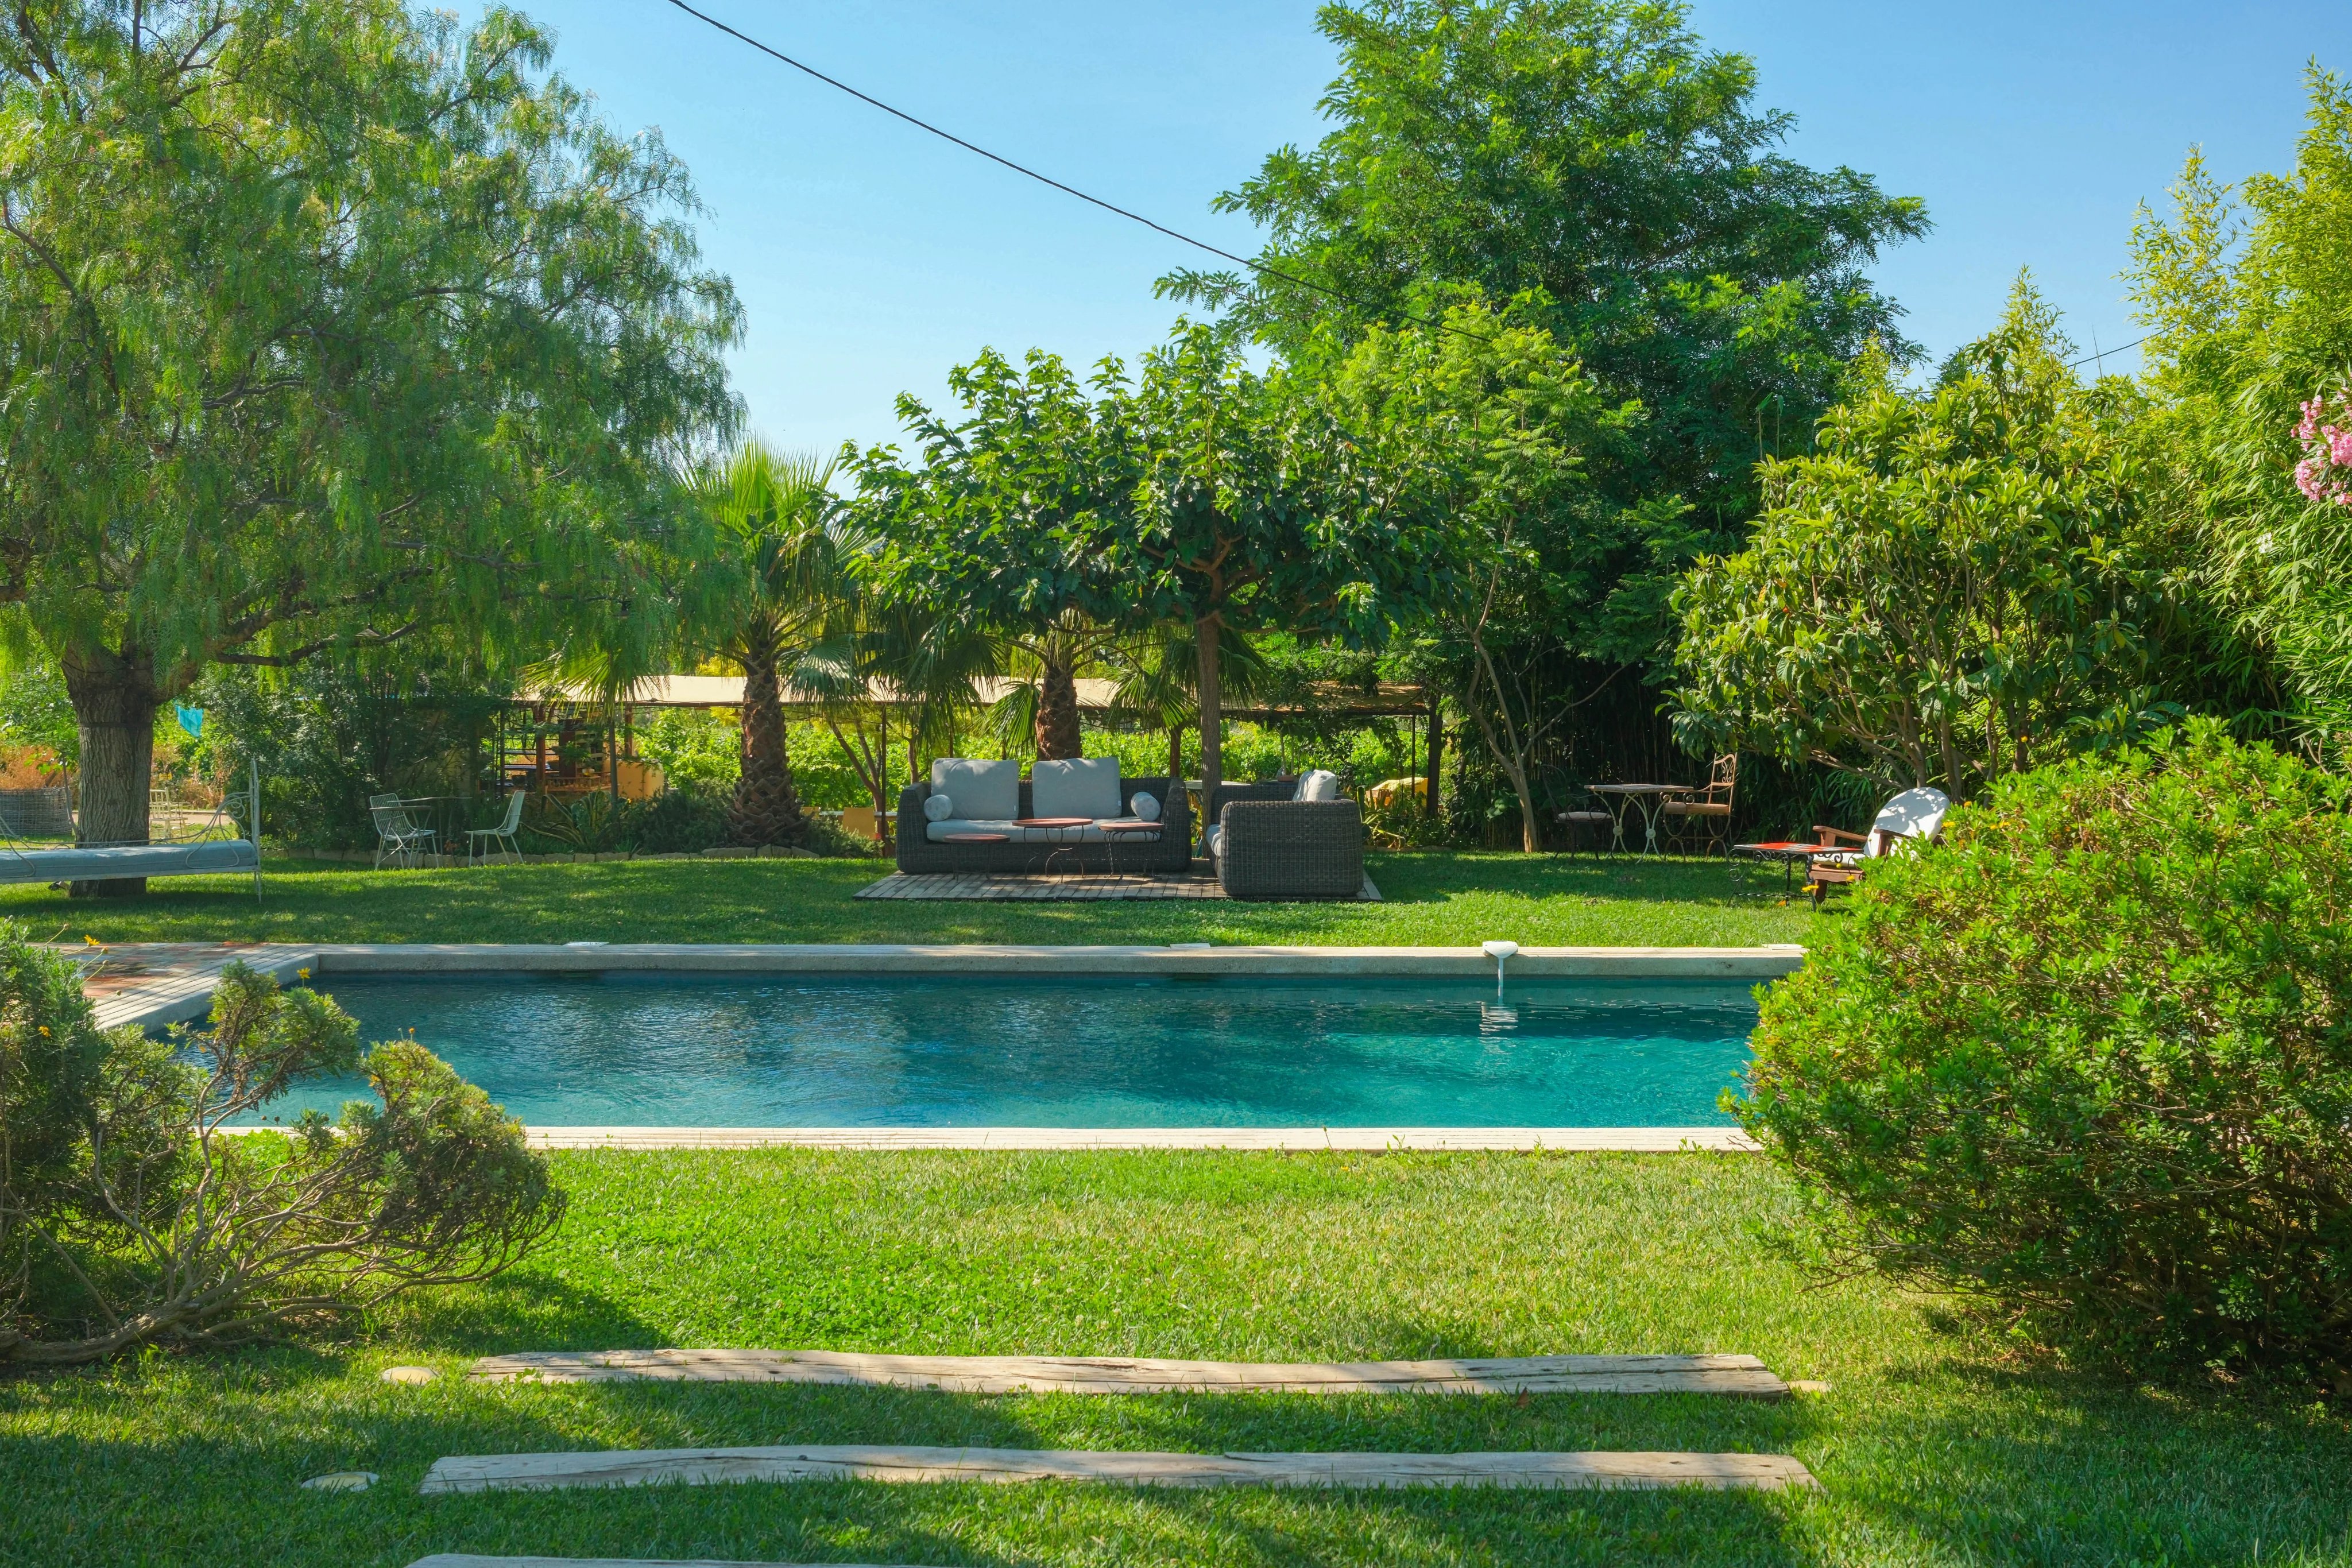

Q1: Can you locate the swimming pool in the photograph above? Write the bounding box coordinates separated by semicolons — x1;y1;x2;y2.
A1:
254;971;1759;1128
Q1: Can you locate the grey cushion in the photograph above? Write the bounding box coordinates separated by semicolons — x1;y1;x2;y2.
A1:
930;757;1019;822
922;792;955;823
1130;790;1161;822
1296;769;1342;802
1205;824;1223;858
1030;757;1121;820
928;818;1155;845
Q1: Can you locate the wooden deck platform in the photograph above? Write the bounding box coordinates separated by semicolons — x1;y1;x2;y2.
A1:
62;942;317;1032
417;1443;1818;1495
467;1349;1789;1398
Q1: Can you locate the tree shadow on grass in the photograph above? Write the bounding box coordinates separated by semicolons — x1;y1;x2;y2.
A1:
1823;1356;2352;1565
378;1270;672;1356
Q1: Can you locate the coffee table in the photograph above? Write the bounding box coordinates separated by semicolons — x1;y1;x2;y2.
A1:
1015;816;1096;876
1732;840;1821;892
939;833;1009;845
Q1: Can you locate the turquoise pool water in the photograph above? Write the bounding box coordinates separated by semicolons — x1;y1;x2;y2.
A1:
253;973;1759;1128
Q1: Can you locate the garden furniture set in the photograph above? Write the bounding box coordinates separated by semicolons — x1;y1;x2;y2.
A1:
1561;754;1742;856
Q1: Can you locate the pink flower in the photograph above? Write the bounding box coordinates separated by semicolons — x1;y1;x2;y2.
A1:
2296;457;2326;502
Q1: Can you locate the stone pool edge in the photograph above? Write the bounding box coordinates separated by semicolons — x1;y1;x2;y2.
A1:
90;939;1805;1032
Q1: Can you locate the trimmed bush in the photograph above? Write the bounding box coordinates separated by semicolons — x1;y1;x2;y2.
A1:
1739;723;2352;1377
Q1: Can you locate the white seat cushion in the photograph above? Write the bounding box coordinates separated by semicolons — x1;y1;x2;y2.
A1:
930;757;1019;822
1205;824;1223;858
1030;757;1122;820
1295;769;1342;802
928;818;1154;844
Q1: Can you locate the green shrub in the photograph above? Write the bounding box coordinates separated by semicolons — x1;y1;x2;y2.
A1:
1738;722;2352;1378
634;787;729;853
0;929;561;1362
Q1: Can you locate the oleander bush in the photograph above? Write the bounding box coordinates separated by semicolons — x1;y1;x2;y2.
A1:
1737;722;2352;1379
0;930;561;1363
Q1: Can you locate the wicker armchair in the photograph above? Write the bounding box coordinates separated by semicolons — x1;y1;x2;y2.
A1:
1208;781;1364;900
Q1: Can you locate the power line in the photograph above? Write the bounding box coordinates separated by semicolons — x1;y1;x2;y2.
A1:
657;0;1493;343
2070;335;2148;370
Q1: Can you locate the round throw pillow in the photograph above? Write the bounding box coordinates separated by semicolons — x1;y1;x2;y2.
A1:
1130;791;1161;822
922;792;954;822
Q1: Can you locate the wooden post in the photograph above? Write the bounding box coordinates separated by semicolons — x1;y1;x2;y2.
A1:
1423;691;1444;818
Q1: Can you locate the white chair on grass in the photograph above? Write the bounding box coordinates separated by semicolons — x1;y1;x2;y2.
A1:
369;793;435;870
468;791;527;866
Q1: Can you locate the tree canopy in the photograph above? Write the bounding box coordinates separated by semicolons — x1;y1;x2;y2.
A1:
0;0;740;872
1670;289;2239;799
1165;0;1928;652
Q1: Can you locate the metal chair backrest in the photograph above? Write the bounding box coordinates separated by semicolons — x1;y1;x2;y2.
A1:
368;795;417;837
496;789;527;834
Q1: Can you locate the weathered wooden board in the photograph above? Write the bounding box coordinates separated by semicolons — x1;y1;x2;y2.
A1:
467;1348;1788;1399
417;1444;1817;1496
408;1559;909;1568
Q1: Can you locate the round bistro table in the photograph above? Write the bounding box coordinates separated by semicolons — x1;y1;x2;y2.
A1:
1015;816;1096;876
1097;818;1162;882
1586;783;1678;855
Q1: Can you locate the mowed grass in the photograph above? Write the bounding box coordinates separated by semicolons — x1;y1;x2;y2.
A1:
3;1151;2346;1567
0;851;1815;948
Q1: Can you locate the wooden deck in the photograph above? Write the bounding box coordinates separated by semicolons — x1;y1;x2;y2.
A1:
63;942;318;1032
417;1443;1818;1495
856;871;1380;901
467;1349;1790;1398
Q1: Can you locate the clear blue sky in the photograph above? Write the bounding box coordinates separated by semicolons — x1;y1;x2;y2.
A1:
497;1;2352;456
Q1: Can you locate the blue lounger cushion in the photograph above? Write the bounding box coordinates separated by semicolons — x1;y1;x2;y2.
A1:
0;838;258;885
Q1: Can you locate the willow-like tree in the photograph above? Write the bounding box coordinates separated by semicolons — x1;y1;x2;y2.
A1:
0;0;739;891
694;442;853;848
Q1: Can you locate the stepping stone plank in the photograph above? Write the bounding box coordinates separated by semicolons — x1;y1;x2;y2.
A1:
410;1561;908;1567
419;1443;1817;1495
467;1349;1789;1399
409;1559;911;1567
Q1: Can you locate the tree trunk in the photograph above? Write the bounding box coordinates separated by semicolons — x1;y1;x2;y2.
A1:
727;638;808;847
1194;614;1223;857
1423;694;1444;819
63;648;161;897
1167;724;1183;781
1035;656;1084;760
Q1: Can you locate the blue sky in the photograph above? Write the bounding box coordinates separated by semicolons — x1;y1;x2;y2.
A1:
500;1;2352;456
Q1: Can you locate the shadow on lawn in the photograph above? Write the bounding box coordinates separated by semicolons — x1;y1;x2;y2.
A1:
1828;1357;2352;1565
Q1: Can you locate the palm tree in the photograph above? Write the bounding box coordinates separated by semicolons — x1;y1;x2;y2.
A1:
694;441;853;848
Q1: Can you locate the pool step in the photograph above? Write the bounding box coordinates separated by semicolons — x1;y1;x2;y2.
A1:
466;1349;1789;1398
417;1443;1818;1496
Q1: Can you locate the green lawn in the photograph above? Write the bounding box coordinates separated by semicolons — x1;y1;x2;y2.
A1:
3;1151;2345;1566
0;851;1816;948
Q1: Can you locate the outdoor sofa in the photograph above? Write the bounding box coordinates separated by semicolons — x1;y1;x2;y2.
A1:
895;757;1191;876
1207;771;1364;900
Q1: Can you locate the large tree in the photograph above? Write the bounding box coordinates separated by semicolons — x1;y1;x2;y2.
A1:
1164;0;1927;823
0;0;739;888
850;349;1142;760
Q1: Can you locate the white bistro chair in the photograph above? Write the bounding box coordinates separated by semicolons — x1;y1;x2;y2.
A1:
468;791;527;866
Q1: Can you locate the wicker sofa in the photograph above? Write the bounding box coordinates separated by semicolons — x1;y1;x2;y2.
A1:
1207;776;1364;900
894;763;1192;877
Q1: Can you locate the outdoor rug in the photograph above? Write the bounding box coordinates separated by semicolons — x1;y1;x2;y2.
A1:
854;871;1381;901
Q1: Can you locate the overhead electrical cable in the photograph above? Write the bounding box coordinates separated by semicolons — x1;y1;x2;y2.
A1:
657;0;1495;342
664;0;2159;382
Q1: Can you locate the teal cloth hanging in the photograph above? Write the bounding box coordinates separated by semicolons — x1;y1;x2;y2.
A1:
175;704;204;740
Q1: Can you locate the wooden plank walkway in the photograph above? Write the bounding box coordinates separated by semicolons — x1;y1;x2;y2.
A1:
856;872;1381;901
61;942;318;1032
410;1559;911;1568
418;1443;1817;1495
467;1349;1789;1398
